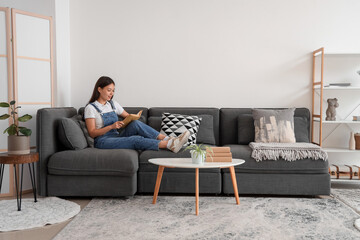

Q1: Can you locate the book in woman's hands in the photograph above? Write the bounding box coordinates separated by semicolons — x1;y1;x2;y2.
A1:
121;110;143;128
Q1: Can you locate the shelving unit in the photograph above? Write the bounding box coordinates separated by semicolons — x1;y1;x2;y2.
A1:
311;48;360;155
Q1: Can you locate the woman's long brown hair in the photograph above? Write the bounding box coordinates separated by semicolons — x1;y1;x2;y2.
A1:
88;76;115;104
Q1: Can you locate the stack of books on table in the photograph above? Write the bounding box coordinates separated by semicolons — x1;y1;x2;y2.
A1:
205;147;232;162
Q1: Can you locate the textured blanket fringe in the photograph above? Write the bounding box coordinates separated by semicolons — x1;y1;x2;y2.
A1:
249;143;328;162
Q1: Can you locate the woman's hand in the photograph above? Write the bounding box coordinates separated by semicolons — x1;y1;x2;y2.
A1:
111;121;125;129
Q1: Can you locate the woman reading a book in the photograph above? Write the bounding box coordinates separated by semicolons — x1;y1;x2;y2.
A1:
84;76;189;153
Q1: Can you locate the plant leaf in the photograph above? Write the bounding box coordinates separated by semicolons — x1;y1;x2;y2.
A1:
7;124;17;135
15;106;21;109
9;100;15;105
18;114;32;122
3;126;9;134
0;114;10;120
19;128;32;136
0;102;10;107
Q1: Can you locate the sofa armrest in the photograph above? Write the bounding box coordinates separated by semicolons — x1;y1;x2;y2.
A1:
36;107;77;196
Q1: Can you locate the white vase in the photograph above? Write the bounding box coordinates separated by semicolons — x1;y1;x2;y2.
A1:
349;132;356;150
191;151;204;164
8;135;30;154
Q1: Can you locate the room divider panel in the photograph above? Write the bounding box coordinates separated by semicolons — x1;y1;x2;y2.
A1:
0;7;14;197
0;8;53;197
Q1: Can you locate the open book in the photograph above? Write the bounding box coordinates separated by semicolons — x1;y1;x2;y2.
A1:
121;110;143;128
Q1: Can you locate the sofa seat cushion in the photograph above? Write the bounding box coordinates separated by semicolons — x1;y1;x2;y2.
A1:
48;148;139;176
223;144;329;174
139;148;219;173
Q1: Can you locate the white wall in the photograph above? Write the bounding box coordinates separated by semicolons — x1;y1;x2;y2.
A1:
55;0;71;107
70;0;360;109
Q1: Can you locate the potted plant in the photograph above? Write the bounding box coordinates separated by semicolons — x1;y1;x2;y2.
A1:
184;144;213;164
0;100;32;154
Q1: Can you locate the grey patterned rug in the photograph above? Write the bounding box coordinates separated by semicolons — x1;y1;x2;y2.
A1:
332;188;360;231
54;195;360;240
0;197;80;232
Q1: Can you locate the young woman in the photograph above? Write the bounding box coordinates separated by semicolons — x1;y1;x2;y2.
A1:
84;76;190;153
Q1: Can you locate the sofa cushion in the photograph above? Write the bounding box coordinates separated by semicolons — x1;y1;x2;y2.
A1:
58;115;88;150
160;112;202;146
237;115;310;144
252;108;296;143
149;107;220;145
196;115;216;145
221;108;310;145
294;116;310;142
48;148;139;176
237;114;254;144
222;144;328;174
148;116;162;131
138;148;219;173
149;115;216;145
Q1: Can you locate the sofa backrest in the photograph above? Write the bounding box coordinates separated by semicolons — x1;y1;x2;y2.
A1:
148;107;220;146
36;107;77;196
220;108;310;145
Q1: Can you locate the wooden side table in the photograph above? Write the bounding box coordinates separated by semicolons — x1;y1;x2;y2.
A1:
0;152;39;211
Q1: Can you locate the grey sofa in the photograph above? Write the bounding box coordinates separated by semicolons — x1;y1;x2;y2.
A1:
36;107;330;197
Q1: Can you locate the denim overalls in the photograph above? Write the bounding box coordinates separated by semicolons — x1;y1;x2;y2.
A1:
91;100;160;150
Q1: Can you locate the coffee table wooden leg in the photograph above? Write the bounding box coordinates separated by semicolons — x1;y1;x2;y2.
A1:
195;168;199;216
152;166;165;204
229;166;240;205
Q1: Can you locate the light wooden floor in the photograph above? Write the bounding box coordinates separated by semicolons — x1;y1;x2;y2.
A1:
0;182;359;240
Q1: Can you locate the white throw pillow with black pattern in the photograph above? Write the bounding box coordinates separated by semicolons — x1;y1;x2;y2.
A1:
160;112;202;146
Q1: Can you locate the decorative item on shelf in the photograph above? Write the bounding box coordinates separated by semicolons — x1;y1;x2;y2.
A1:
184;144;213;164
355;133;360;150
0;101;32;154
349;132;356;150
205;147;232;162
325;98;339;121
353;116;360;121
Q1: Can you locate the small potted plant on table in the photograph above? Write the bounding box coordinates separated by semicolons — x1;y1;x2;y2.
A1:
0;101;32;154
184;144;213;164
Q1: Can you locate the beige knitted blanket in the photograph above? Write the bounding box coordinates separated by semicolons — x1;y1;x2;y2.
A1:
249;142;328;162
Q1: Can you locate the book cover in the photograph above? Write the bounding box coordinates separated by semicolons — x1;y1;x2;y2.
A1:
122;110;143;128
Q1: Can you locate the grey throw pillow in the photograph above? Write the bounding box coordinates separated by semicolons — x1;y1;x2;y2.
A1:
252;108;296;143
58;115;88;150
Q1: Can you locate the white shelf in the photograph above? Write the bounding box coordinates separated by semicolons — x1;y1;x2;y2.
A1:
314;86;360;90
323;148;360;153
313;120;360;124
324;53;360;55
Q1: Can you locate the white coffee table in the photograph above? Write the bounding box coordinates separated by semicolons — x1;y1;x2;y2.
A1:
149;158;245;216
